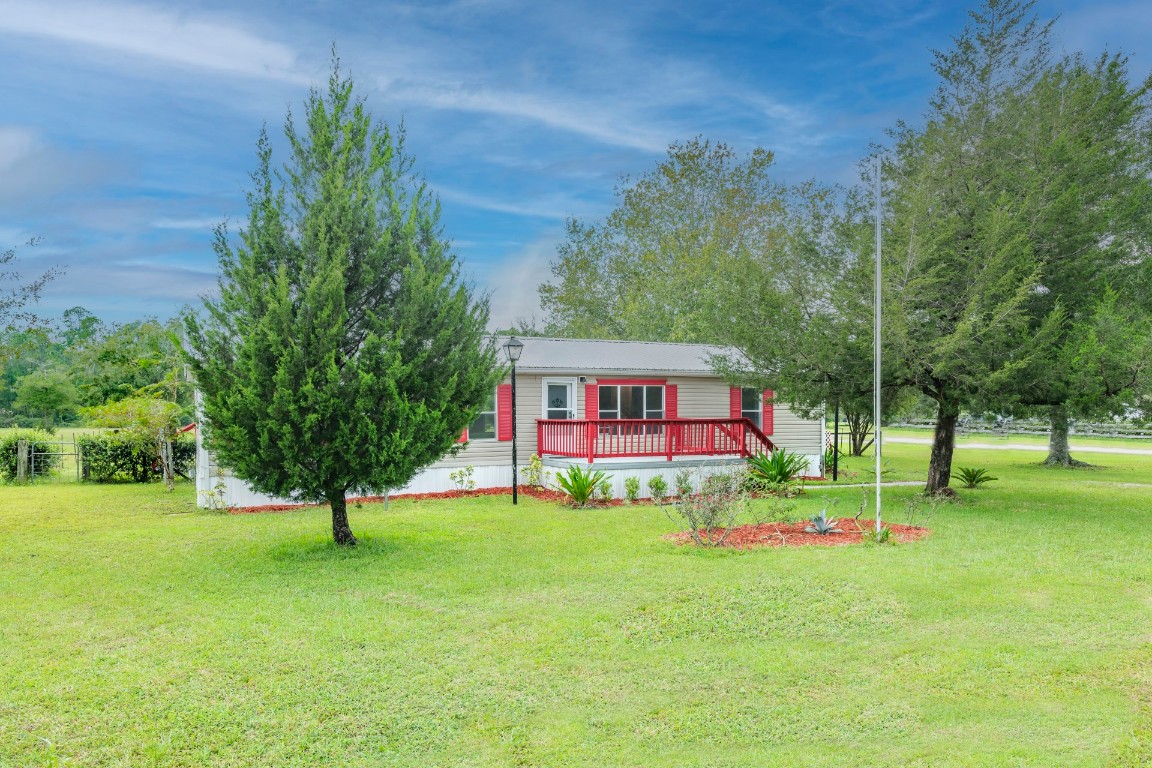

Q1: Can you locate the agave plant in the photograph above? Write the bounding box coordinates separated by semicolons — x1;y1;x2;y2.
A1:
747;448;809;485
955;466;998;488
805;509;842;535
555;465;610;507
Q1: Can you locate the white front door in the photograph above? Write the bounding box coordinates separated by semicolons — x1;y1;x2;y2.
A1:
542;378;577;420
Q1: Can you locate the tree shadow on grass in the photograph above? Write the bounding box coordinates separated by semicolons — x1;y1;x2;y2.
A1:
258;531;461;572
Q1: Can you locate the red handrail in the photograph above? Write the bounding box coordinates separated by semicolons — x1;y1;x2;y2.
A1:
537;418;776;462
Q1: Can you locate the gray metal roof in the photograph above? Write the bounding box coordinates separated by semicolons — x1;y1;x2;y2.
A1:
496;336;741;376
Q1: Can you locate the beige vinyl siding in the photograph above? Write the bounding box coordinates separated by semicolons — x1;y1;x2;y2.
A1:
669;376;727;418
770;402;825;456
432;374;543;468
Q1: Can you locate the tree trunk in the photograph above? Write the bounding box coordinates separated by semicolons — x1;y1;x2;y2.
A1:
925;399;959;496
329;491;358;547
845;410;875;457
1043;403;1090;467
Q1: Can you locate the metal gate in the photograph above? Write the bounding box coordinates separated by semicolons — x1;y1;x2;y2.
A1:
15;437;82;483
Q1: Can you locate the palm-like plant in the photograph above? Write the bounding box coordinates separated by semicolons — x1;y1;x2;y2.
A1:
955;466;998;488
747;449;809;485
555;465;610;507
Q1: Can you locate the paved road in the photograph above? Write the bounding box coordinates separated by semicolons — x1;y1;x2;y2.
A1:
885;436;1152;456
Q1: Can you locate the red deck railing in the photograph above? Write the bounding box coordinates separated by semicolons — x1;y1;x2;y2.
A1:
536;418;776;463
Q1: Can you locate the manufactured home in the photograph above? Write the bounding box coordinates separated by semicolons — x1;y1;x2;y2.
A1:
196;337;825;507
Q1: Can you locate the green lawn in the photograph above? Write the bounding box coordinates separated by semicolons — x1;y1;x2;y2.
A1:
1;442;1150;766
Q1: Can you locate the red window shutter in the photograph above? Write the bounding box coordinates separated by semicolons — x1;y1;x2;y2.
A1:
665;384;678;419
457;428;468;443
497;384;513;441
762;390;774;435
585;383;599;419
729;387;741;419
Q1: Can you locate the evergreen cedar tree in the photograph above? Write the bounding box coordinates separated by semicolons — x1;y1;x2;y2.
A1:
183;63;502;545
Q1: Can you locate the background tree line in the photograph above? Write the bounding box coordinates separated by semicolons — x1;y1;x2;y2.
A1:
0;310;192;430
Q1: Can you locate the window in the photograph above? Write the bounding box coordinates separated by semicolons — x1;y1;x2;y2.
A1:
741;388;761;428
598;385;664;420
469;390;497;440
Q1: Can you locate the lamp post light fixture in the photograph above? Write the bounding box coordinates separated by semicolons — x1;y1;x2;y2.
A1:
503;336;524;505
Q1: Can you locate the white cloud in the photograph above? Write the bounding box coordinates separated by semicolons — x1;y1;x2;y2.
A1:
477;234;562;330
0;125;120;209
384;78;671;153
0;126;38;172
435;185;589;221
152;217;224;231
0;0;308;83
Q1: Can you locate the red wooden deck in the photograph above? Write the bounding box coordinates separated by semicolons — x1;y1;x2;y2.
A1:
537;418;776;463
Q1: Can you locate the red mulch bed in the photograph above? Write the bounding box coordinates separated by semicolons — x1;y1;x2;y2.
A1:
665;521;930;548
228;485;577;514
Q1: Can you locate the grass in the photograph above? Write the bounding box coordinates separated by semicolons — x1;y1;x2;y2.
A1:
1;442;1150;766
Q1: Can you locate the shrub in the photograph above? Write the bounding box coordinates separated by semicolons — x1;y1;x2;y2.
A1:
556;465;609;507
747;449;809;487
667;469;750;547
0;429;61;481
956;466;998;488
78;432;194;483
647;475;669;505
623;476;641;504
674;468;693;497
597;478;613;502
523;453;547;488
449;465;476;493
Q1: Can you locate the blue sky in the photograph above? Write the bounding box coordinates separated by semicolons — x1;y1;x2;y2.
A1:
1;0;1149;329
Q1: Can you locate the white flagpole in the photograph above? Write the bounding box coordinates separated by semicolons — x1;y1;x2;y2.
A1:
874;155;883;534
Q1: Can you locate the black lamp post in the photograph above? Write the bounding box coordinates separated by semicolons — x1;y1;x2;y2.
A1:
503;336;524;504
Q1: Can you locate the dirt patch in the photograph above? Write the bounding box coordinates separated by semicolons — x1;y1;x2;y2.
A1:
665;520;930;548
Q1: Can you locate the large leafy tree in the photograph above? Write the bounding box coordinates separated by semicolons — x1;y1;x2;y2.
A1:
184;62;500;546
538;139;884;439
714;184;898;456
539;138;785;342
13;369;77;430
68;318;188;409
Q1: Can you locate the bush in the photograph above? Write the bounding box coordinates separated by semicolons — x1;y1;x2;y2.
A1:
667;469;750;547
623;476;641;504
647;475;669;505
78;432;194;483
523;453;548;488
555;465;610;507
0;429;61;481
